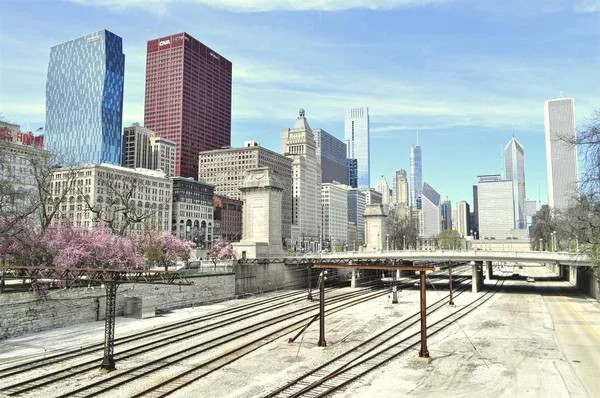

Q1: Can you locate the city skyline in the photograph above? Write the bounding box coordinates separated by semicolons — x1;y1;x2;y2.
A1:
1;1;598;207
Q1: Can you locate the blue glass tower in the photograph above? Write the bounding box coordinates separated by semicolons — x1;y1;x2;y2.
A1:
46;30;125;165
344;108;370;188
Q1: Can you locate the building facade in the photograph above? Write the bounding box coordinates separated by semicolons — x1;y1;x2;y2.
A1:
198;143;292;243
213;195;243;242
505;137;526;228
0;122;50;226
344;107;370;188
375;175;391;207
122;125;177;177
410;145;422;209
544;97;579;211
47;164;172;233
455;200;471;237
477;175;515;239
347;158;358;188
360;188;383;205
393;169;409;206
313;129;347;184
171;177;214;248
322;183;349;249
525;199;537;231
46;29;125;166
281;110;322;247
347;188;366;245
441;197;452;230
421;182;441;237
144;32;232;178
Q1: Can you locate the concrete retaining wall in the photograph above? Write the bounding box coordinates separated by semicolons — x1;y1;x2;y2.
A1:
546;263;599;300
234;263;308;295
0;274;235;340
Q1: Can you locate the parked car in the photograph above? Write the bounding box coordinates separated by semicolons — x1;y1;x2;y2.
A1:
527;276;535;283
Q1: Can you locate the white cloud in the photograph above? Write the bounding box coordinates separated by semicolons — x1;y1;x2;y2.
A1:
575;0;600;13
70;0;449;13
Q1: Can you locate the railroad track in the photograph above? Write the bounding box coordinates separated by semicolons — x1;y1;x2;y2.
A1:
266;266;510;398
0;287;377;396
0;267;465;397
0;286;348;379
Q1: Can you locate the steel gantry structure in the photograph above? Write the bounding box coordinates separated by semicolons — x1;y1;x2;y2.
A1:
238;257;438;361
0;266;191;371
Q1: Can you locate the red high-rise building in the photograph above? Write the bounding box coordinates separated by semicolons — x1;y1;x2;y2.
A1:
144;32;232;178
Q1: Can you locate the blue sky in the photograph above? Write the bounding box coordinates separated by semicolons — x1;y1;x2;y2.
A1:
1;0;599;208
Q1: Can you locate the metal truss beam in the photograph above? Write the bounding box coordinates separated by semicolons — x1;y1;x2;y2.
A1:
0;266;191;285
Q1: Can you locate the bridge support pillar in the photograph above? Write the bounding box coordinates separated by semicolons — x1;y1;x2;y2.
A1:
472;262;484;293
485;261;493;281
351;269;357;288
396;269;400;280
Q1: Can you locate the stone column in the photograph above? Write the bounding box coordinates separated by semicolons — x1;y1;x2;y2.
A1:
351;269;357;288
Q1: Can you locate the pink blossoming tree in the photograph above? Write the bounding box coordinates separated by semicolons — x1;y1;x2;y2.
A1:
140;230;193;271
208;238;235;260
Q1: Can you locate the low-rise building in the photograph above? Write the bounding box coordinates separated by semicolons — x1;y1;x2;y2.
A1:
171;177;215;248
213;195;243;242
48;163;172;233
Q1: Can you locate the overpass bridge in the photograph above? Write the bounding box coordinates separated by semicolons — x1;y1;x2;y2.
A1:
317;249;592;267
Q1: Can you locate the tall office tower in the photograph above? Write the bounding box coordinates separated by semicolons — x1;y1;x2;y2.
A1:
347;159;358;188
392;169;409;205
544;97;579;211
344;107;370;188
421;182;441;237
198;143;293;243
455;201;471;237
281;109;322;246
347;188;366;245
144;32;232;178
472;185;479;236
322;183;349;248
525;199;537;230
375;175;390;207
441;197;452;230
122;125;177;176
477;174;515;239
313;129;347;184
46;30;124;165
410;145;422;209
505;137;526;228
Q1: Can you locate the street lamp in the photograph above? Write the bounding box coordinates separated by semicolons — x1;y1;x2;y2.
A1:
403;235;406;251
553;230;557;252
575;235;579;252
386;234;389;251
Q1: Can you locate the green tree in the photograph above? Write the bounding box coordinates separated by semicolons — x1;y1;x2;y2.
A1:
437;229;461;249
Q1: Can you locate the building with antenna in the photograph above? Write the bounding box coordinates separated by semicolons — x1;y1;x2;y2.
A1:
410;143;422;209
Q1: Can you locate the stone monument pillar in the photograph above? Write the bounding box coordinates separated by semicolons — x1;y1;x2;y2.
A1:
233;168;283;259
364;204;387;250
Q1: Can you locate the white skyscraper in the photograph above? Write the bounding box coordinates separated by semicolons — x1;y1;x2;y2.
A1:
421;182;441;237
477;174;515;239
455;201;471;238
375;175;391;207
504;137;526;228
281;109;322;247
322;183;349;247
392;169;409;206
544;97;579;211
344;107;370;188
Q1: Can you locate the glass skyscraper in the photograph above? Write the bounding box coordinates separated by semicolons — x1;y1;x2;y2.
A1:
313;129;347;184
504;137;526;229
344;107;370;188
46;29;125;165
410;145;422;209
